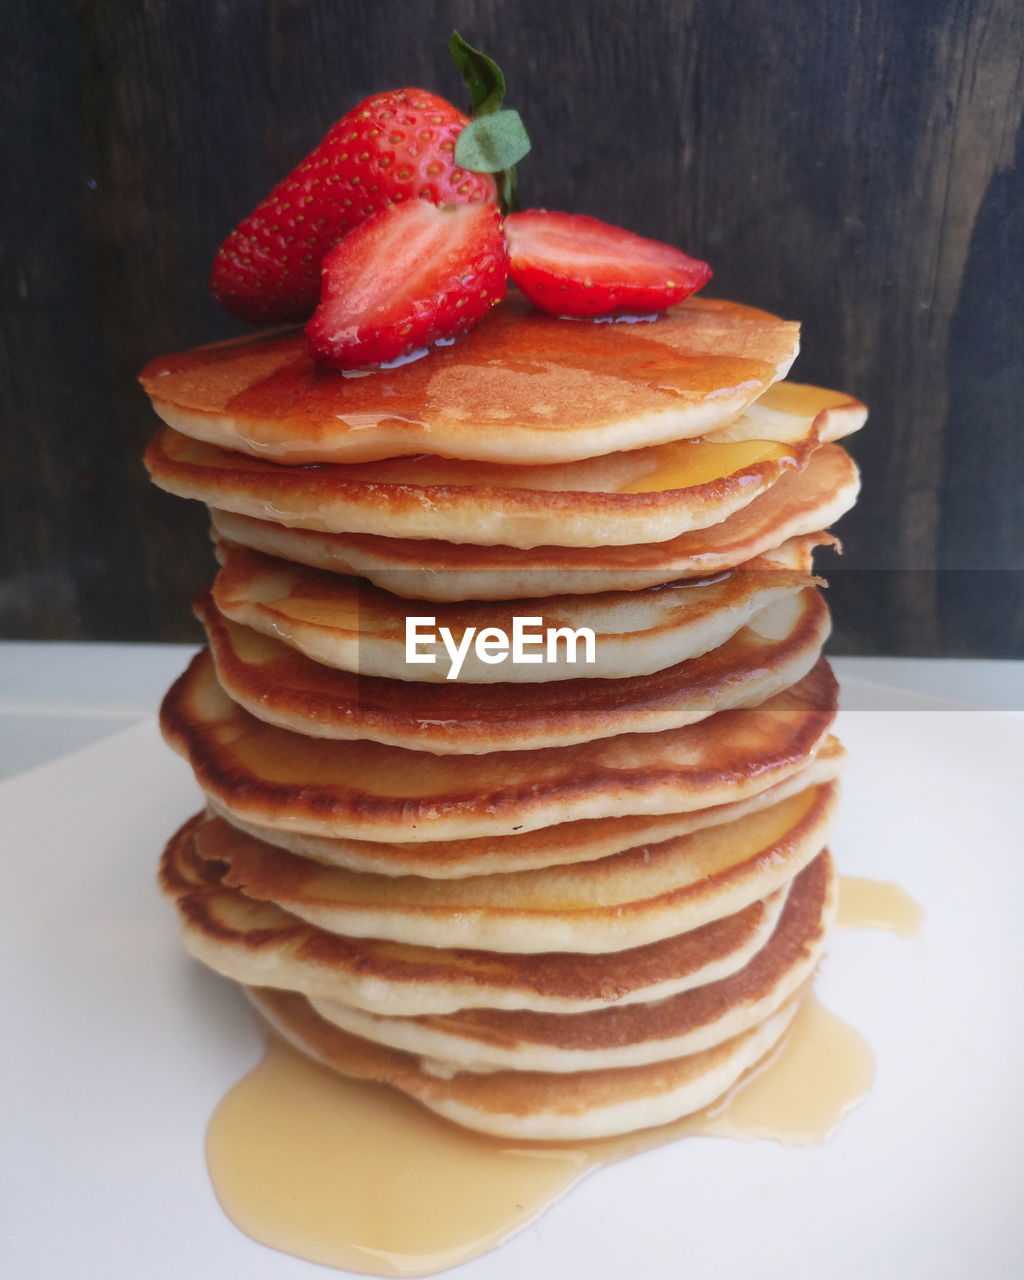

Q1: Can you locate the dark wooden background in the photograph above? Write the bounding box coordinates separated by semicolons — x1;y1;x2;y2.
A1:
3;0;1022;654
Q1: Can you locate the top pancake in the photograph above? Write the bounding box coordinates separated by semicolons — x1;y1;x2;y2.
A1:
139;293;800;465
144;380;864;548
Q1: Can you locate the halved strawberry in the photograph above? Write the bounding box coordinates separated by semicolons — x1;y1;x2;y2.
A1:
306;199;507;370
506;211;712;317
211;89;497;326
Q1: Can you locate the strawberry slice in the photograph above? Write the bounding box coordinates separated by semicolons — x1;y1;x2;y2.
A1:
506;211;712;318
306;199;507;370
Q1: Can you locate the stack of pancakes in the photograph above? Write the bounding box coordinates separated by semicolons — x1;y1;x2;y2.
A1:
143;293;864;1140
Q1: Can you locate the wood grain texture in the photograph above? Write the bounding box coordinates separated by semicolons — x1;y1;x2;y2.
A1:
2;0;1022;654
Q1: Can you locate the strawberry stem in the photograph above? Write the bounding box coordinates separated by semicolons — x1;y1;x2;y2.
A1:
449;30;530;214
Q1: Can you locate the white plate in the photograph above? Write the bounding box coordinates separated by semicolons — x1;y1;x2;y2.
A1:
3;687;1023;1279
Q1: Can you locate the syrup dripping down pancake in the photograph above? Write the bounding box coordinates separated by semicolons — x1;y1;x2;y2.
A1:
246;984;803;1140
160;653;838;842
197;588;830;751
207;538;822;684
309;850;833;1071
161;813;795;1014
143;381;865;548
139;293;800;465
211;737;845;879
210;444;858;601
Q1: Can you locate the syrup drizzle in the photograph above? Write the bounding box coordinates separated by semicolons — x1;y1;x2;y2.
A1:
836;874;923;937
205;876;916;1277
618;438;793;494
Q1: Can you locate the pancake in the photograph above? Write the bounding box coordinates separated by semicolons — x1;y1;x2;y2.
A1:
210;736;846;878
143;382;865;548
161;814;794;1014
161;652;838;841
247;984;803;1139
139;293;800;466
198;587;830;751
211;443;858;600
705;380;865;444
190;783;836;954
309;850;834;1071
208;539;822;683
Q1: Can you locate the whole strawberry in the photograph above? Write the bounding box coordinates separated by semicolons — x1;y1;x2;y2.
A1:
211;88;497;325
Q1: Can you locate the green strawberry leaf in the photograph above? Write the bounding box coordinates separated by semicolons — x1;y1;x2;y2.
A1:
455;110;531;173
449;31;505;117
449;32;531;214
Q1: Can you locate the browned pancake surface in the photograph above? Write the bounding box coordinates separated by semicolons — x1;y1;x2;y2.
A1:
381;853;830;1052
198;587;829;751
213;739;845;878
139;294;800;465
208;538;822;679
247;985;802;1136
143;381;864;547
162;813;796;1012
189;782;835;952
160;651;838;840
143;423;809;540
210;445;857;600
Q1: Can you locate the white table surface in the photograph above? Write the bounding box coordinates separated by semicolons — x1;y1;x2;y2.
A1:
3;641;1024;1280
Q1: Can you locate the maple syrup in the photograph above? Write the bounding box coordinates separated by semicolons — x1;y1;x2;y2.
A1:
205;876;914;1276
836;874;923;937
140;294;790;466
206;994;873;1276
618;438;794;494
755;380;853;417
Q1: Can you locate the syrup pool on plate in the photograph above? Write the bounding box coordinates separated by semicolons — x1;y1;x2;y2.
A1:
204;876;919;1278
